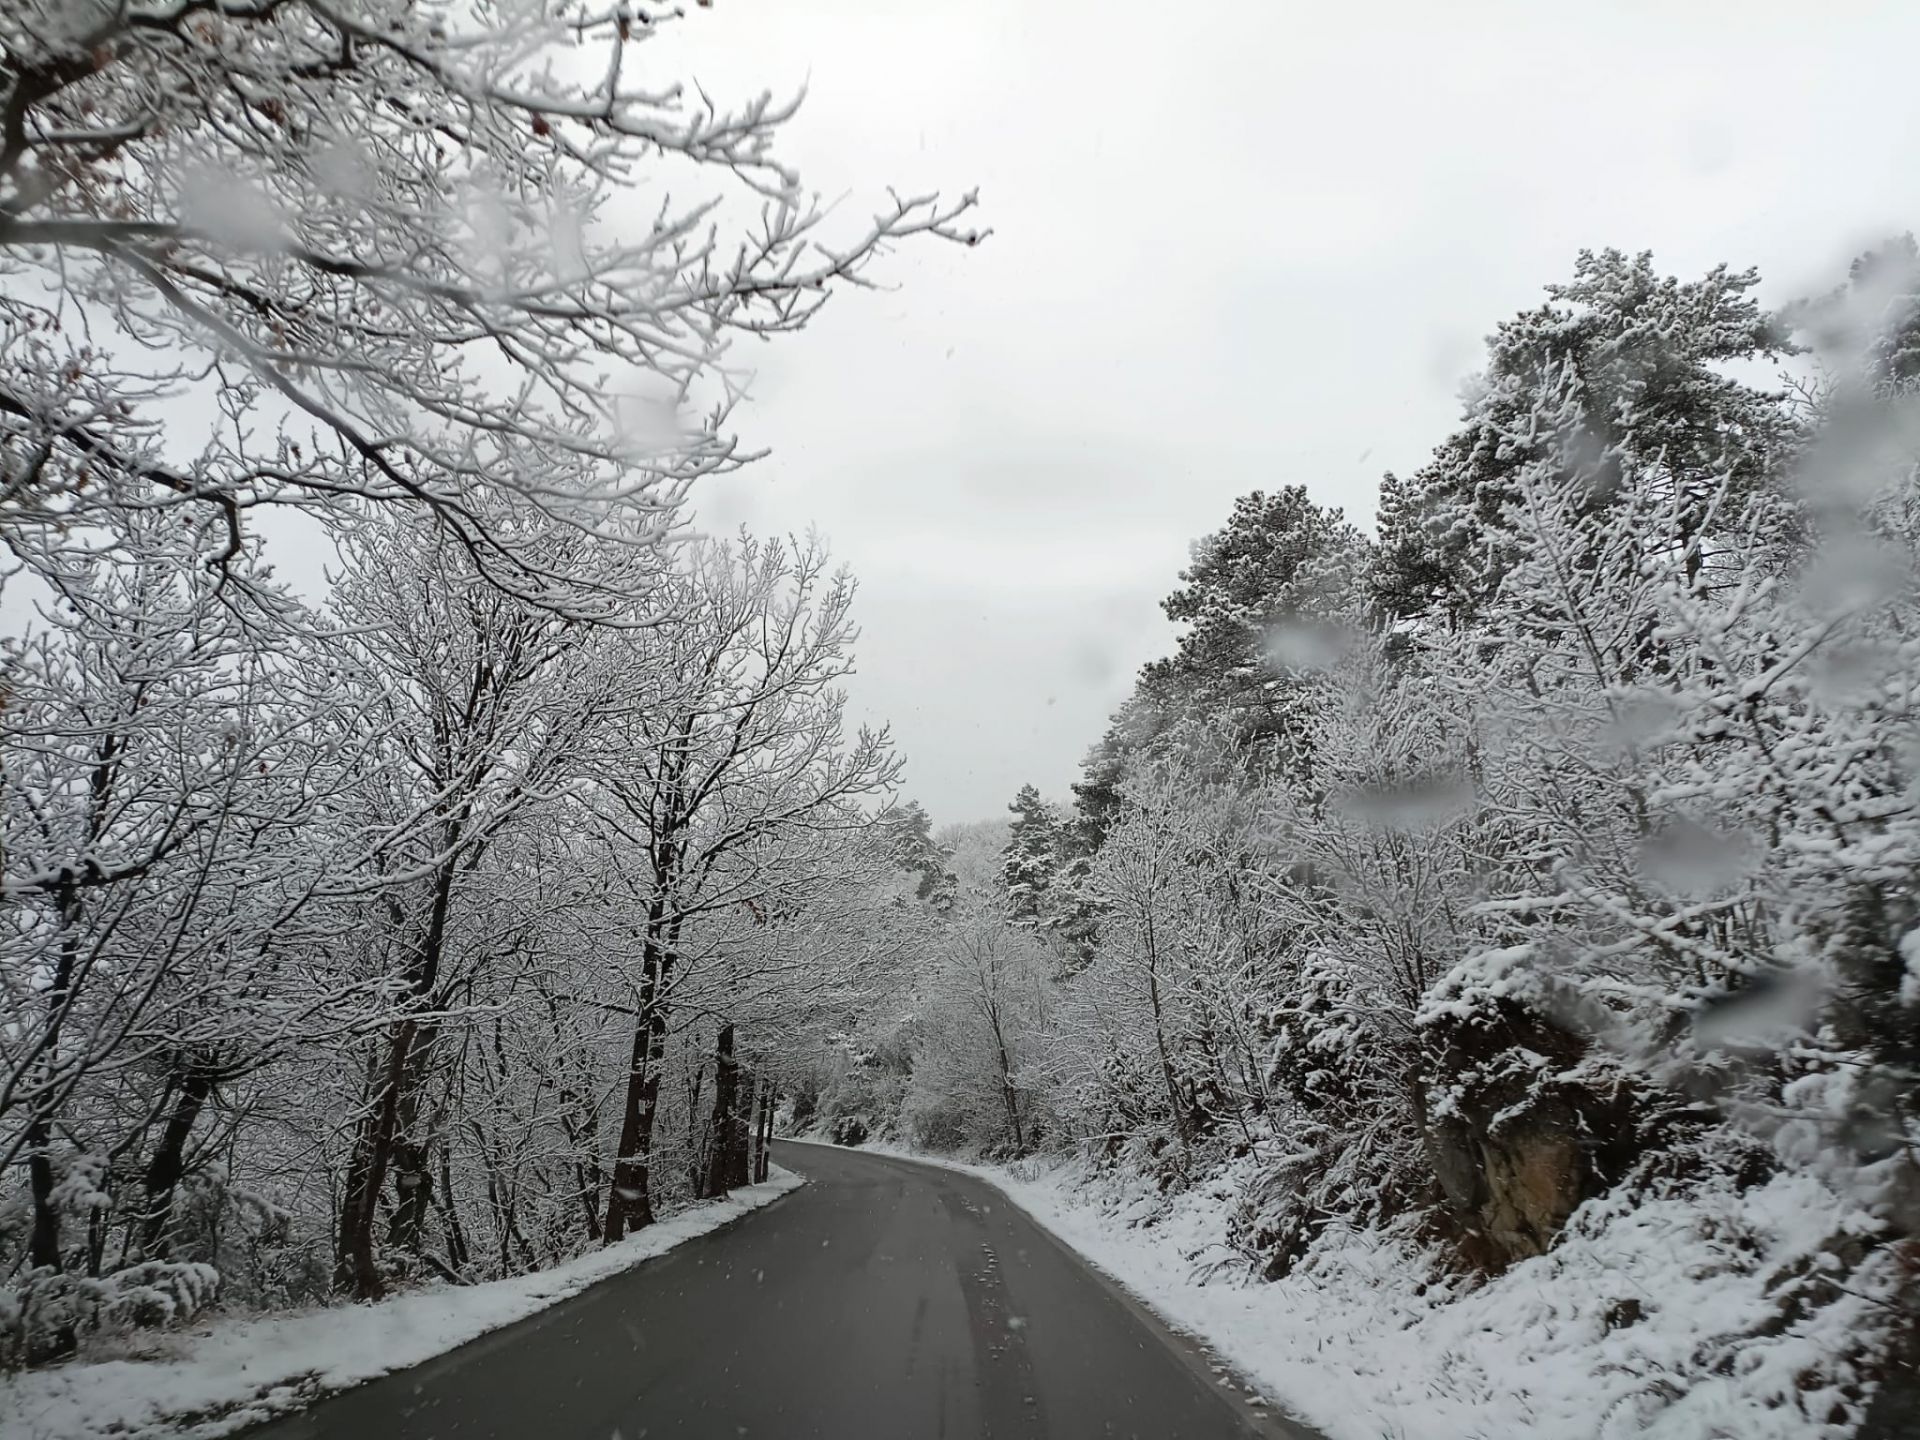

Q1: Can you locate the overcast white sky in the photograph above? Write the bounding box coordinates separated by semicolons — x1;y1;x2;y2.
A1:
649;1;1920;824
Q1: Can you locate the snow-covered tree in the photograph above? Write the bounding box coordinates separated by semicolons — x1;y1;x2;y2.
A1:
0;512;338;1352
901;903;1051;1156
317;513;618;1298
1373;249;1798;626
586;532;898;1239
1002;783;1062;926
879;800;956;912
0;0;979;610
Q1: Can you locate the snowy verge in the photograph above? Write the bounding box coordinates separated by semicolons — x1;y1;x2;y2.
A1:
0;1168;804;1440
792;1138;1893;1440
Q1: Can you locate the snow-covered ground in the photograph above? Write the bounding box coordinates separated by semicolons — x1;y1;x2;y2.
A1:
808;1139;1893;1440
0;1169;803;1440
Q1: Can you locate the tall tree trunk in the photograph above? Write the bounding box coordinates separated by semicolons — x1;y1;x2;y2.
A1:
436;1144;472;1271
25;1113;60;1272
24;737;123;1318
337;837;459;1298
604;1008;666;1240
573;1158;604;1243
726;1102;751;1189
684;1062;707;1195
27;883;85;1279
558;1084;604;1243
87;1167;112;1277
335;1017;419;1299
1143;907;1193;1151
22;1110;73;1364
604;903;676;1242
994;1032;1025;1153
982;987;1025;1155
703;1023;743;1198
388;1025;440;1256
140;1061;215;1259
754;1080;773;1183
744;1075;762;1186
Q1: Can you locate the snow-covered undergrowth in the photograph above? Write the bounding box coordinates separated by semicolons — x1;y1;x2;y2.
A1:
839;1140;1896;1440
0;1170;802;1440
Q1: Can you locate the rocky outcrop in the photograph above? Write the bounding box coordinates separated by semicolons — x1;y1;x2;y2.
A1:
1414;947;1649;1270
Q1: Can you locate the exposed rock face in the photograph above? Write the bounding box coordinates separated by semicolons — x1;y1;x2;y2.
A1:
1415;948;1646;1270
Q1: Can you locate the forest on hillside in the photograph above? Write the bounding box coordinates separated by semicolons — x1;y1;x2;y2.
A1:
800;245;1920;1435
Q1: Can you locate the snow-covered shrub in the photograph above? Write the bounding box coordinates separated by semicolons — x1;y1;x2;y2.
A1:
99;1263;221;1331
1;1262;218;1368
828;1115;871;1147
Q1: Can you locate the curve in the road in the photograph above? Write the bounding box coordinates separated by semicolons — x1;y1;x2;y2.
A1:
246;1141;1318;1440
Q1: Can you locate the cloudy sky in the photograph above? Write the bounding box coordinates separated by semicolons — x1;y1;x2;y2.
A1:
651;0;1920;824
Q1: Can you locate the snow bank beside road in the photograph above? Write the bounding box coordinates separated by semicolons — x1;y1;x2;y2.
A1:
807;1140;1892;1440
0;1169;803;1440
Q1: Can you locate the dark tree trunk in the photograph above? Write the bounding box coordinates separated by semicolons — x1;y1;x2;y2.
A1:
388;1026;440;1256
685;1063;707;1195
558;1085;605;1243
27;883;85;1278
754;1080;774;1183
702;1024;745;1198
744;1075;762;1186
23;1111;74;1364
997;1036;1025;1154
337;833;459;1299
574;1158;604;1243
725;1078;752;1190
604;904;676;1243
1145;916;1193;1152
604;1007;667;1241
984;994;1025;1155
19;770;117;1361
437;1143;472;1271
23;740;125;1310
87;1171;112;1277
335;1017;420;1299
26;1113;60;1272
140;1062;215;1259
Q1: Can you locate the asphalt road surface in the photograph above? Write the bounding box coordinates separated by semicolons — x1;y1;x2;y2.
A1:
248;1141;1315;1440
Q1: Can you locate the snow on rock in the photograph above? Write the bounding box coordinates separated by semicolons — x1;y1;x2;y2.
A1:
0;1169;803;1440
1413;943;1545;1028
832;1141;1893;1440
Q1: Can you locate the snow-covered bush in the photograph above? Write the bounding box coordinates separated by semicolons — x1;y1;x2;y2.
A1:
2;1262;219;1369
